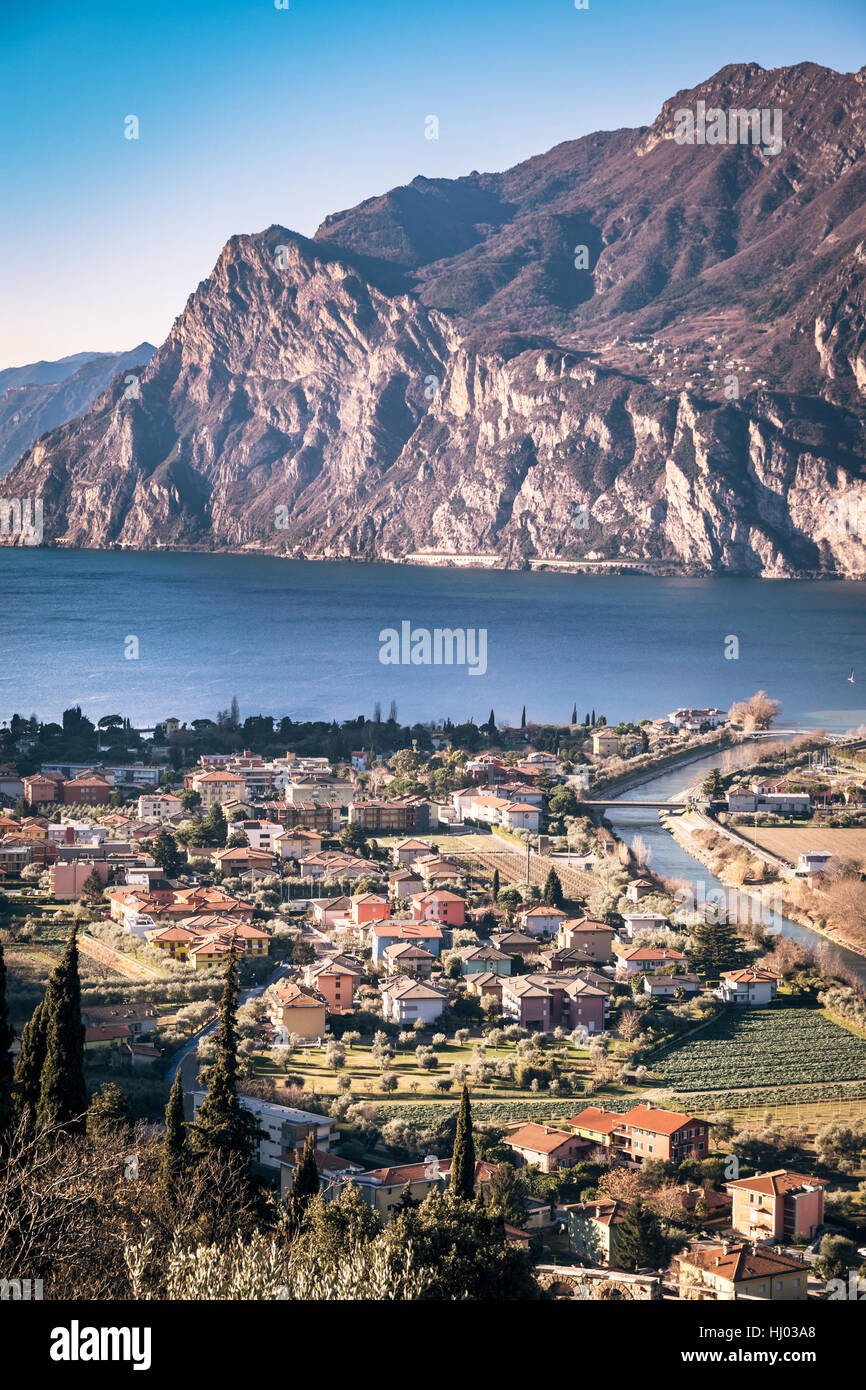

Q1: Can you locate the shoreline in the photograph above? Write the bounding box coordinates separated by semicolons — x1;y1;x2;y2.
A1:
3;541;862;582
659;808;866;964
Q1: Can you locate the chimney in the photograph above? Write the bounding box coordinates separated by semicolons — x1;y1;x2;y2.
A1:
645;1101;653;1110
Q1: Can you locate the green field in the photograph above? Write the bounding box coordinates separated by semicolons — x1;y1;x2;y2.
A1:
654;1005;866;1095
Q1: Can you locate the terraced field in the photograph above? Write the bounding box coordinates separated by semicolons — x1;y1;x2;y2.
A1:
654;1006;866;1095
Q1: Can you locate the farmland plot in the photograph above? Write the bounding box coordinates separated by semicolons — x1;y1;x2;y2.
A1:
654;1007;866;1094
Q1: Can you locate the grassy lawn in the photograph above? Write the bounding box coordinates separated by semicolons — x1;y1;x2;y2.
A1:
251;1037;598;1104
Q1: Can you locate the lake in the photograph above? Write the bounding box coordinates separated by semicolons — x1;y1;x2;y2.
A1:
1;548;865;730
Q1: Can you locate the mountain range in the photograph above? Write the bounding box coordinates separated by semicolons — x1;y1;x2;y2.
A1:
4;61;866;576
0;344;156;479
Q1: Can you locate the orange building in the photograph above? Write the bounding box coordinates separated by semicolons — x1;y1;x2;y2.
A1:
725;1170;826;1243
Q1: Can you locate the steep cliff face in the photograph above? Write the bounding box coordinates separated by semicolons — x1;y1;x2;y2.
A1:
5;62;866;574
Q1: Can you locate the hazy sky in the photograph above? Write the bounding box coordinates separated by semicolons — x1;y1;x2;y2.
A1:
2;0;865;368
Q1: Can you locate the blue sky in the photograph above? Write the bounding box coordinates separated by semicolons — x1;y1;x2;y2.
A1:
2;0;865;368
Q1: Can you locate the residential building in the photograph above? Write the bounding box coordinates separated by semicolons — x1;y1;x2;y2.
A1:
410;889;465;928
725;1171;827;1242
617;1104;711;1164
353;1158;498;1222
465;970;504;1005
350;892;391;926
501;972;606;1033
643;973;702;999
380;975;448;1025
502;802;541;832
672;1243;808;1301
48;859;110;900
383;942;436;977
565;1200;630;1265
348;797;430;834
392;837;433;865
265;980;327;1039
137;792;184;822
717;967;780;1007
370;920;443;963
459;943;512;976
61;771;112;806
519;905;568;938
621;911;668;939
190;1091;334;1174
592;729;624;756
277;1148;364;1200
212;845;276;875
302;956;361;1014
556;917;615;961
388;867;424;900
614;944;688;976
82;1003;158;1037
505;1123;590;1172
190;769;247;809
22;773;63;806
567;1106;624;1151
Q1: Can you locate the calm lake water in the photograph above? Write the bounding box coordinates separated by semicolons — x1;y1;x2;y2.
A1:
1;548;865;730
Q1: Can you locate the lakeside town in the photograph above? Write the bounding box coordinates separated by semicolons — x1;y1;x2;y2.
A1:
2;692;866;1302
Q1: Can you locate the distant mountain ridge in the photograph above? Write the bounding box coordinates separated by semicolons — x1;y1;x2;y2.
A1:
4;61;866;575
0;344;156;477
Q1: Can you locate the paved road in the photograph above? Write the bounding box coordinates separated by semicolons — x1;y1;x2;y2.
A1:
167;959;289;1086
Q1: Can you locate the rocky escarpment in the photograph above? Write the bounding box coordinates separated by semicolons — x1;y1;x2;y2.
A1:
4;61;866;575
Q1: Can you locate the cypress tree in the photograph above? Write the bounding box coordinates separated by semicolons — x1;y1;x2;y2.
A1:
492;868;500;900
591;708;596;727
291;1130;320;1214
12;995;47;1126
520;706;526;729
584;712;590;727
450;1084;476;1200
37;925;87;1133
160;1071;187;1202
542;868;564;910
0;943;15;1136
571;703;577;725
191;940;258;1163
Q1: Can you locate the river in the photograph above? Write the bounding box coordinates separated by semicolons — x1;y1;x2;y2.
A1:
605;743;866;984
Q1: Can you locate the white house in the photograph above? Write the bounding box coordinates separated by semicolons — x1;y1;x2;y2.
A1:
518;904;568;938
380;976;448;1025
137;792;184;822
620;911;668;940
191;1091;334;1174
643;974;701;999
238;819;284;852
716;968;780;1007
502;802;541;832
796;851;833;877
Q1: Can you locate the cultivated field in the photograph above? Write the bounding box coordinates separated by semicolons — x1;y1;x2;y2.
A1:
747;826;866;869
654;1005;866;1095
